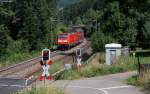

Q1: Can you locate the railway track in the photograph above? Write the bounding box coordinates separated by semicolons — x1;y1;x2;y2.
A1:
0;39;91;79
0;39;92;94
0;51;59;78
28;43;92;88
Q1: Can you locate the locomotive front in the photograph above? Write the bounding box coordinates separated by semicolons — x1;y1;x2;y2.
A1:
57;33;68;44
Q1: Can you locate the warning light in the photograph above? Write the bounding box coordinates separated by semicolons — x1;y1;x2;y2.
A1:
48;60;53;65
39;48;54;81
42;48;50;61
76;48;82;56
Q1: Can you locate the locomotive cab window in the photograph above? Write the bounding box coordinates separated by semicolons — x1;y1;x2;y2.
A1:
58;34;68;38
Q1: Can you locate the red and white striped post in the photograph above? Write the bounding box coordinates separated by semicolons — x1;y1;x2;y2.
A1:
76;48;82;69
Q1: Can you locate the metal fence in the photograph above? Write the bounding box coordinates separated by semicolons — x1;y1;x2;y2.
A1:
137;57;150;79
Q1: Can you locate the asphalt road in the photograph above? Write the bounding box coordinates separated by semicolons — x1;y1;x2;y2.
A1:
51;72;145;94
0;78;35;94
0;72;145;94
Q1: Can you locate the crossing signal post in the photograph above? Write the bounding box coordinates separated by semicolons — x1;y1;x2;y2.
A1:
42;49;50;61
76;48;82;69
76;48;82;57
39;48;54;81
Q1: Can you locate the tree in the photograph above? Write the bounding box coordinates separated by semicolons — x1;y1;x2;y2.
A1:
13;0;56;50
91;31;116;52
63;0;150;49
139;18;150;48
0;25;9;58
0;6;14;25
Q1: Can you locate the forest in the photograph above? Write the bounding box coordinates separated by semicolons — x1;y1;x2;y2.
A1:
0;0;150;63
61;0;150;51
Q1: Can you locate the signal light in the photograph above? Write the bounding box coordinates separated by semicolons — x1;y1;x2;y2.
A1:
48;60;53;65
76;48;82;56
42;48;50;61
39;48;54;81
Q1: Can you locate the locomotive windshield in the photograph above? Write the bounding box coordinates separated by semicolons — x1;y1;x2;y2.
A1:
58;34;67;38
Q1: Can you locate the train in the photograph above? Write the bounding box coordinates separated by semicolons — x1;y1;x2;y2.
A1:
56;25;85;50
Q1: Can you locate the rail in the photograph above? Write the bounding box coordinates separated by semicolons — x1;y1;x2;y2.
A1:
0;51;58;77
0;56;41;73
0;39;90;78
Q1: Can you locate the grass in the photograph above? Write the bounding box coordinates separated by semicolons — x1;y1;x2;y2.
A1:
49;61;64;74
58;55;136;80
126;50;150;93
14;86;64;94
127;75;140;86
127;75;150;93
126;56;150;93
0;51;40;67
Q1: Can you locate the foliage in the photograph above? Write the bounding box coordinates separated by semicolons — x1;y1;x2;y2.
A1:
100;2;138;46
16;86;64;94
1;0;150;65
12;0;56;50
127;75;150;93
0;6;14;25
91;31;116;52
0;51;40;66
62;0;150;49
58;55;136;80
139;18;150;48
57;0;78;8
127;75;139;86
0;25;9;59
127;51;150;93
7;40;29;54
0;0;57;64
55;22;69;33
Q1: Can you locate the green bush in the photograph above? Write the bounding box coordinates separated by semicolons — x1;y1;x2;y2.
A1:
55;22;69;33
1;51;40;66
7;40;30;54
0;39;41;66
126;52;150;93
79;65;96;77
91;32;116;52
59;56;136;80
58;70;80;80
0;25;9;59
127;75;138;86
127;75;150;93
15;86;64;94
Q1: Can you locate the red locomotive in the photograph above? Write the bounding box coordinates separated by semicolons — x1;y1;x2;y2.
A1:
56;26;85;50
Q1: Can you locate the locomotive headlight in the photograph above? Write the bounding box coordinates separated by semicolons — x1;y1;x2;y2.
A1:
58;40;67;42
63;40;67;42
